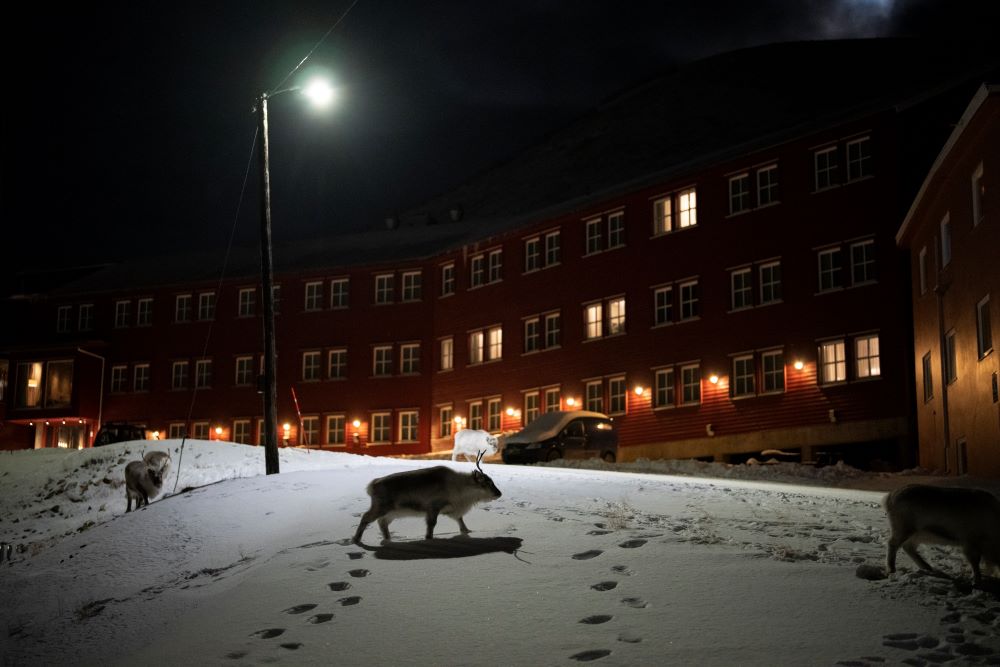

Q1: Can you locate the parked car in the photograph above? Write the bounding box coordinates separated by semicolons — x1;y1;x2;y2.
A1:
93;422;146;447
501;410;618;464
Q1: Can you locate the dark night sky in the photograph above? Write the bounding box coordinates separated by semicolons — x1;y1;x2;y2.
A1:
4;0;997;283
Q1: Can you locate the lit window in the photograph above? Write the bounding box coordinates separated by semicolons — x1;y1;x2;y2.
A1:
585;303;603;340
15;362;43;408
330;278;349;308
762;350;784;393
469;331;484;365
846;136;872;181
45;360;73;408
608;298;626;335
731;269;752;310
814;146;838;190
677;188;697;228
729;174;750;214
818;340;846;384
373;346;392;376
487;326;503;361
401;272;422;302
439;337;453;371
653;197;672;235
400;343;421;374
757;164;779;206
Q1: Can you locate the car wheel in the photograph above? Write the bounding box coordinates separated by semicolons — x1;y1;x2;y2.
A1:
545;448;562;462
602;451;616;463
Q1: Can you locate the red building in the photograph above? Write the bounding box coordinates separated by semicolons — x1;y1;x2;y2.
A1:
896;84;1000;476
2;40;996;467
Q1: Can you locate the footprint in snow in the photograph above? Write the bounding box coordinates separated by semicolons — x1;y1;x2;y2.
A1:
572;550;603;560
280;643;302;650
621;597;648;609
569;649;612;662
618;539;646;549
307;613;334;624
251;628;285;639
328;582;351;591
611;565;634;576
338;596;361;606
347;552;365;560
348;569;370;577
283;604;317;615
591;581;618;591
579;615;613;624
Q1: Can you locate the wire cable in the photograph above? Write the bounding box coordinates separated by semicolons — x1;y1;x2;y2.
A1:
269;0;361;94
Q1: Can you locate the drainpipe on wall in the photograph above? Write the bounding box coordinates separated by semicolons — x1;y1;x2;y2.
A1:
77;348;105;446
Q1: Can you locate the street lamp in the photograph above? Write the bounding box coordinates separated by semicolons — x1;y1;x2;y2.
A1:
255;79;334;475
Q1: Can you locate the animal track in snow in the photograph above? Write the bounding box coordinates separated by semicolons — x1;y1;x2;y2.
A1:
611;565;634;576
618;539;646;549
338;596;361;606
282;604;317;615
591;581;618;591
572;550;603;560
307;613;334;624
621;597;648;609
280;643;302;650
579;615;613;624
347;552;365;560
569;649;612;661
348;568;370;577
250;628;285;639
328;581;351;591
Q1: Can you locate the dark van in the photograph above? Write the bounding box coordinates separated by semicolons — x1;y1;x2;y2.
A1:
93;422;146;447
501;410;618;464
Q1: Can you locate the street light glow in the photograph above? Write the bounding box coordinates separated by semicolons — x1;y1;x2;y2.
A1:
303;79;335;107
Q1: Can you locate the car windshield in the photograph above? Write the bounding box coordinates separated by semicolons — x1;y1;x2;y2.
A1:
506;411;610;444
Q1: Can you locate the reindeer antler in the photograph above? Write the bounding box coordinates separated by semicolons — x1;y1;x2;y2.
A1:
476;449;485;472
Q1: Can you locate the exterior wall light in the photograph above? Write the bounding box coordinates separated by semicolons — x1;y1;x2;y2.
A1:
634;386;645;396
793;360;805;371
215;426;223;436
709;374;720;384
565;397;576;407
152;431;160;440
352;419;361;429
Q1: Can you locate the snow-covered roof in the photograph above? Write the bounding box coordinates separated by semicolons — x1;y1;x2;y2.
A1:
505;410;612;445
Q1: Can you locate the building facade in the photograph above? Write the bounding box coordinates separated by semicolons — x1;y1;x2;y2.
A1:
897;84;1000;476
2;41;994;469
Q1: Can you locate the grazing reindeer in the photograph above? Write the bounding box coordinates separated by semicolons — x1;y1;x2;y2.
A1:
125;460;164;512
884;484;1000;586
452;429;499;462
353;451;502;544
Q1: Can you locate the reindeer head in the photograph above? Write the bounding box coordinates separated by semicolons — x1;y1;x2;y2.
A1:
473;450;502;499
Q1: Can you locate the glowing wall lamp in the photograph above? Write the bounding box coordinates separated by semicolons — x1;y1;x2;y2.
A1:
152;431;160;440
634;385;645;396
708;374;720;385
793;360;805;371
565;397;576;407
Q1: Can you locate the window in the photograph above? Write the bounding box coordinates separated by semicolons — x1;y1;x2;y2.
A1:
681;365;700;405
115;300;130;328
846;136;872;181
192;422;209;440
729;173;750;215
585;303;603;340
469;402;483;431
326;415;346;445
585;218;602;254
78;303;94;331
679;281;699;320
233;419;251;444
56;306;72;333
818;248;842;292
301;416;319;446
487;250;502;283
757;164;779;206
440;263;455;296
731;268;752;310
470;255;485;288
235;356;254;386
400;344;421;374
195;359;213;389
732;355;755;398
171;361;189;390
469;331;484;364
608;211;625;249
197;292;216;321
586;380;603;412
922;352;934;402
238;288;255;317
328;349;347;379
972;162;984;227
544;231;561;266
399;411;419;442
487;398;501;432
371;413;391;444
304;282;323;311
818;340;846;384
608;298;626;336
977;296;993;359
654;286;673;325
302;351;321;381
544;387;561;413
762;350;785;393
544;312;561;349
918;247;928;295
759;262;782;304
524;237;541;272
175;294;192;322
653;197;672;235
15;362;43;408
487;326;503;361
524;392;540;424
814;146;838;190
850;240;876;285
136;298;153;326
401;271;422;301
944;330;957;384
330;278;349;309
111;365;128;393
44;360;73;408
654;368;675;408
168;423;186;439
855;334;881;378
677;188;697;228
940;214;952;267
373;346;392;376
439;406;453;438
439;338;453;371
608;376;626;415
524;318;540;353
374;274;393;304
133;363;150;392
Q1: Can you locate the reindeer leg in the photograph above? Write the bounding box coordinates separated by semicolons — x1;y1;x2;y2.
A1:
963;546;983;587
126;492;133;513
377;517;392;541
886;534;901;573
902;543;934;573
425;506;443;540
457;516;471;534
353;506;381;544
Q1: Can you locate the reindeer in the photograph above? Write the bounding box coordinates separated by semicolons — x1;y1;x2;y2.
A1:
353;451;502;544
124;460;164;512
884;483;1000;586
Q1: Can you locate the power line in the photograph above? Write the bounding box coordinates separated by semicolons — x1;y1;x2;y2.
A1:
269;0;361;94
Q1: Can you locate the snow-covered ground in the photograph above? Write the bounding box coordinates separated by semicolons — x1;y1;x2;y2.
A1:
1;440;998;666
